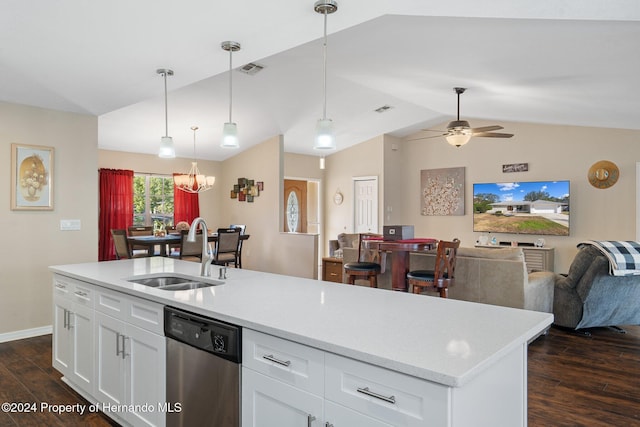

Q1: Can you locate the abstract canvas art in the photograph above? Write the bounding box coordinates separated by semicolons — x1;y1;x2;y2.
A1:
420;167;465;216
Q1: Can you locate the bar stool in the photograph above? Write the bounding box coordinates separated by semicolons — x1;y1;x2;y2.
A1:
408;238;460;298
343;233;383;287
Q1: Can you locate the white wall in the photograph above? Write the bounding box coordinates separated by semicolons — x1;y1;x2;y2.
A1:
0;102;98;336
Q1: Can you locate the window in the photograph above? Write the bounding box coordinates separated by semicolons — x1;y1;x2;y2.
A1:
133;174;174;227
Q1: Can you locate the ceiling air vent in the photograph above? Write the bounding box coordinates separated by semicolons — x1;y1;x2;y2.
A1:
374;105;393;113
238;62;265;76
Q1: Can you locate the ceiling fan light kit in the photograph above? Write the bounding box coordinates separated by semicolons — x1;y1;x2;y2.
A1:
416;87;514;147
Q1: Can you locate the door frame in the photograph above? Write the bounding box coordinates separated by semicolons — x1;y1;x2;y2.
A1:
352;175;379;234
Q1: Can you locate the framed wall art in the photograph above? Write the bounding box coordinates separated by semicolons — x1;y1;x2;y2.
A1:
420;166;465;216
11;143;54;211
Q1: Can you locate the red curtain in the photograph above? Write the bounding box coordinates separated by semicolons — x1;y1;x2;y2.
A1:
173;173;200;225
99;169;134;261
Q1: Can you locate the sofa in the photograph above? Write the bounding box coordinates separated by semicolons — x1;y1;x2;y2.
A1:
332;233;555;313
553;244;640;329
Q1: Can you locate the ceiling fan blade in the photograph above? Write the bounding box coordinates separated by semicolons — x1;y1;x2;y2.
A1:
471;125;503;133
472;132;514;138
407;134;445;141
420;128;447;133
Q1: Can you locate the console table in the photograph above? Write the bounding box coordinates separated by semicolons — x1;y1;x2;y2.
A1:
475;244;555;272
322;257;343;283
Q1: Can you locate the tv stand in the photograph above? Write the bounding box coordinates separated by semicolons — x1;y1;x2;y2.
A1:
475;244;555;272
498;241;535;247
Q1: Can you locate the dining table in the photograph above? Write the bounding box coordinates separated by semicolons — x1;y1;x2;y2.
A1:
365;238;437;292
127;233;250;258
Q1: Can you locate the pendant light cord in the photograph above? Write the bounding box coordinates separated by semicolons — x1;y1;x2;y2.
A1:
322;9;328;120
163;71;169;137
228;48;233;123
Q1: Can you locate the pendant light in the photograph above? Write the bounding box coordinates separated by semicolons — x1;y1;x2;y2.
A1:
221;41;241;148
156;69;176;158
313;0;338;150
174;126;215;193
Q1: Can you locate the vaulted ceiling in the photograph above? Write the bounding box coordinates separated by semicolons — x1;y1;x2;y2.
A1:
1;1;639;160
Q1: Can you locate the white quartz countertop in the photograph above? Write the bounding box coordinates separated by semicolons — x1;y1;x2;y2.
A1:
50;257;552;387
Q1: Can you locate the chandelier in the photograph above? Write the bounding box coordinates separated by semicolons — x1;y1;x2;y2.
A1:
174;126;215;193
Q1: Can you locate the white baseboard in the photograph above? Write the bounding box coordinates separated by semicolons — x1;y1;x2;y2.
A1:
0;325;52;343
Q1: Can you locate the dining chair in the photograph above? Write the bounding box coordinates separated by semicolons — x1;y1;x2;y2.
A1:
229;224;246;268
127;225;155;256
213;228;241;268
170;230;203;262
408;238;460;298
343;233;384;287
111;229;147;259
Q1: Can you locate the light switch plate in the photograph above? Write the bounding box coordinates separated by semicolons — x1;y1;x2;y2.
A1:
60;219;81;231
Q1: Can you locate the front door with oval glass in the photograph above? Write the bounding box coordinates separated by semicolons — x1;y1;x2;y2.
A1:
284;179;307;233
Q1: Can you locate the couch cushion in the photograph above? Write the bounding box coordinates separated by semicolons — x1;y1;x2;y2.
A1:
457;247;523;260
337;233;359;249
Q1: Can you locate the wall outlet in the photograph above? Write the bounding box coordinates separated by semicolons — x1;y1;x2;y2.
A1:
60;219;81;231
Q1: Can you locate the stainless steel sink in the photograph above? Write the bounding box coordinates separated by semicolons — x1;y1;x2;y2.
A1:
126;273;223;291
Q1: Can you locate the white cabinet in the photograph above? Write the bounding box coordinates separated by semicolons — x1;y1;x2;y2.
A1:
242;368;323;427
52;277;95;395
52;273;166;427
94;287;166;427
242;329;442;427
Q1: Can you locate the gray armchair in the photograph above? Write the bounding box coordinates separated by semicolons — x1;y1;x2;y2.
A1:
553;245;640;329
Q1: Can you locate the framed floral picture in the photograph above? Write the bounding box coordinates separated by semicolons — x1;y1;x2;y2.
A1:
11;143;54;210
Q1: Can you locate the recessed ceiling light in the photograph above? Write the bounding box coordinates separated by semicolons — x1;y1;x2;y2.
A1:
374;105;393;113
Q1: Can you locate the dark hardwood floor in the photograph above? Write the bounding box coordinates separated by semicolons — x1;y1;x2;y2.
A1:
0;326;638;426
528;325;640;426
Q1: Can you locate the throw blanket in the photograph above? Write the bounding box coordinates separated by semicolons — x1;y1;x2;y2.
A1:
578;240;640;276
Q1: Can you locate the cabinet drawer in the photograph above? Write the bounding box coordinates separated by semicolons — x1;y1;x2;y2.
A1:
325;263;342;282
243;329;324;396
325;353;448;427
54;275;94;308
126;296;163;335
95;287;163;335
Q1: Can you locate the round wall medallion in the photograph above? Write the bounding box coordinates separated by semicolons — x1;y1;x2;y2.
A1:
588;160;619;189
333;191;343;205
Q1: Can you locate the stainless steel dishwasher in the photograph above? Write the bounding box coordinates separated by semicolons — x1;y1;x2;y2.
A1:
164;306;241;427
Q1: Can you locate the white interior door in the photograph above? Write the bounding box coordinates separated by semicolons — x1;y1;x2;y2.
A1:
353;177;378;233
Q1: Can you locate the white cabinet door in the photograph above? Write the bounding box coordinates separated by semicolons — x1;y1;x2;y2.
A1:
126;324;166;427
52;294;72;374
324;401;393;427
242;368;323;427
95;311;127;408
71;303;94;394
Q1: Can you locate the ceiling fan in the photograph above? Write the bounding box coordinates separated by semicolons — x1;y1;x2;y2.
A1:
414;87;514;147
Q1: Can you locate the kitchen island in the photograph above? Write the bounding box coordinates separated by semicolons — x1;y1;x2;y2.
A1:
51;257;552;427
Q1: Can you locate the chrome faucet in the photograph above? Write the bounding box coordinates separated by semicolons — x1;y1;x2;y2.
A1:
188;217;213;277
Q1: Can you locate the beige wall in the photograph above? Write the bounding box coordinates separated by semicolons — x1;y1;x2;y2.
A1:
98;150;223;226
0;102;98;337
100;139;319;279
4;99;639;337
323;135;385;244
324;120;639;273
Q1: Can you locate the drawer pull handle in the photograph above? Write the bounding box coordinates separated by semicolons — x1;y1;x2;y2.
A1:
356;387;396;404
55;283;67;289
75;291;88;297
307;414;316;427
263;354;291;367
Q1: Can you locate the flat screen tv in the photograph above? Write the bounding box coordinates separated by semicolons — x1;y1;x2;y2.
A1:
473;180;570;236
